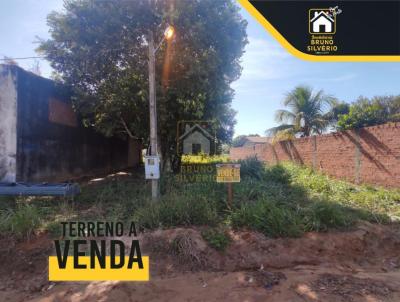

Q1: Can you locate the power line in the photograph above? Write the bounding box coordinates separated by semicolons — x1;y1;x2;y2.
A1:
0;56;46;61
1;45;152;63
0;43;155;62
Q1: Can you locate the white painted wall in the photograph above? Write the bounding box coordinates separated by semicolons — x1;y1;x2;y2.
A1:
0;65;17;182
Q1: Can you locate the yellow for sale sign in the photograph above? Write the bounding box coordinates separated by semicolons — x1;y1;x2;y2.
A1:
216;164;240;183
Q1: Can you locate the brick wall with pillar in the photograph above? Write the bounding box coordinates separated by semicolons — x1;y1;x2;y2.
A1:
230;123;400;188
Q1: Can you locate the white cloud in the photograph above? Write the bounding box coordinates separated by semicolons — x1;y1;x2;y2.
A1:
245;37;290;59
237;36;294;82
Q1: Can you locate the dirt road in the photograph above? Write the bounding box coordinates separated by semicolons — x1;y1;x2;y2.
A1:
1;222;400;302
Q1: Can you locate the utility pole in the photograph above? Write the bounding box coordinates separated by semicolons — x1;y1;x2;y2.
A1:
148;31;159;199
145;26;174;200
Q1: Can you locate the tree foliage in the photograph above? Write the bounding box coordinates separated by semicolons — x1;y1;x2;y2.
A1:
324;100;350;126
38;0;247;162
337;95;400;130
232;135;247;147
267;86;336;138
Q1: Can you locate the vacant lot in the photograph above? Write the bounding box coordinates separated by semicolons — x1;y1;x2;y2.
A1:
1;159;400;301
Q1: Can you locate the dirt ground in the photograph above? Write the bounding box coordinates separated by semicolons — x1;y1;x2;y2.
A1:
1;222;400;302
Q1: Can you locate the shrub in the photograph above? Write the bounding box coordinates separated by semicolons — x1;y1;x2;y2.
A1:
263;164;291;184
302;201;356;231
234;179;269;203
230;200;303;238
238;157;265;180
0;204;41;239
201;227;231;251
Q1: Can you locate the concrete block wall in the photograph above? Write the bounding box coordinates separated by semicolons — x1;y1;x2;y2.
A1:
0;64;141;183
0;66;18;182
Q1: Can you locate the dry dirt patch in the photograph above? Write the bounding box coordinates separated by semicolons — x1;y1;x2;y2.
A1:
0;222;400;302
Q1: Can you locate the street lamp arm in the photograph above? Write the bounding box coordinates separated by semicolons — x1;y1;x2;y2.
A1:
154;36;166;54
152;25;174;55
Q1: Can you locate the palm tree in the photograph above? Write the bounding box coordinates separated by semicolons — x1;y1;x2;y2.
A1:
267;86;336;139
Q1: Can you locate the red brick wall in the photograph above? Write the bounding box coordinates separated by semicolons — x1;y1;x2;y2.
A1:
230;144;267;161
230;123;400;188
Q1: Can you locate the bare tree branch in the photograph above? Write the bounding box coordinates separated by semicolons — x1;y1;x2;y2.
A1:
120;116;139;139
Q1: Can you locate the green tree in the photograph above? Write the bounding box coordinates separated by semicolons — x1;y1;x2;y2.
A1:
38;0;247;165
324;100;350;126
232;135;247;147
267;86;336;138
337;95;400;130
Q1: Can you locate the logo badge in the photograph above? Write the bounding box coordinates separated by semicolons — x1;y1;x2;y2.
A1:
176;121;216;156
307;7;341;54
309;9;336;34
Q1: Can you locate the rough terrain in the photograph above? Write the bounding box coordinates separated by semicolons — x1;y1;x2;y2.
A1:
1;222;400;302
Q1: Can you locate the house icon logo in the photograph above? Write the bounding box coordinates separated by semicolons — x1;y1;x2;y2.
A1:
176;121;216;155
309;9;336;34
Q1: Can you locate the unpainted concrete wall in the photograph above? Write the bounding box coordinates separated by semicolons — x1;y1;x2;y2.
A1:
0;64;141;183
0;65;17;182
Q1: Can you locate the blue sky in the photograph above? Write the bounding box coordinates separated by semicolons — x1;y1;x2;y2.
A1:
1;1;400;136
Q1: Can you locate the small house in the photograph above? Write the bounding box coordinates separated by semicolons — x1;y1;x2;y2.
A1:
241;136;271;148
179;124;214;155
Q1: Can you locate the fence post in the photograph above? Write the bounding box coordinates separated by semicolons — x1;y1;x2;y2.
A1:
354;129;361;184
227;183;233;209
312;136;317;170
286;141;294;162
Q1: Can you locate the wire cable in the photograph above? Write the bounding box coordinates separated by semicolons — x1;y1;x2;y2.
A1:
0;56;46;61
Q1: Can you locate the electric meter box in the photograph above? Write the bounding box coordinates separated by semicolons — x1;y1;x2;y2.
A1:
144;155;160;179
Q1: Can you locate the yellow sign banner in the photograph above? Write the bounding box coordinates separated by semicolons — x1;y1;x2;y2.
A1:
49;256;149;281
216;164;241;183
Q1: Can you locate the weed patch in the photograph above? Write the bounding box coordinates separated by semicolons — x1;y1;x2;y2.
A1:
301;201;356;232
134;194;219;230
0;203;41;239
2;159;399;240
201;227;231;251
230;200;303;238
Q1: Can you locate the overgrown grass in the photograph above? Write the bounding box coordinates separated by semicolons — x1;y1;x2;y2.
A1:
134;193;219;229
230;199;304;237
0;202;41;239
1;159;399;240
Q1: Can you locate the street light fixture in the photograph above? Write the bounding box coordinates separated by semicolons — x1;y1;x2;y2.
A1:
147;25;175;199
164;25;175;40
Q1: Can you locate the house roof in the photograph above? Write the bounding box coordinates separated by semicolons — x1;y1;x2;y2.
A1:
244;136;272;144
178;124;214;141
310;11;334;23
